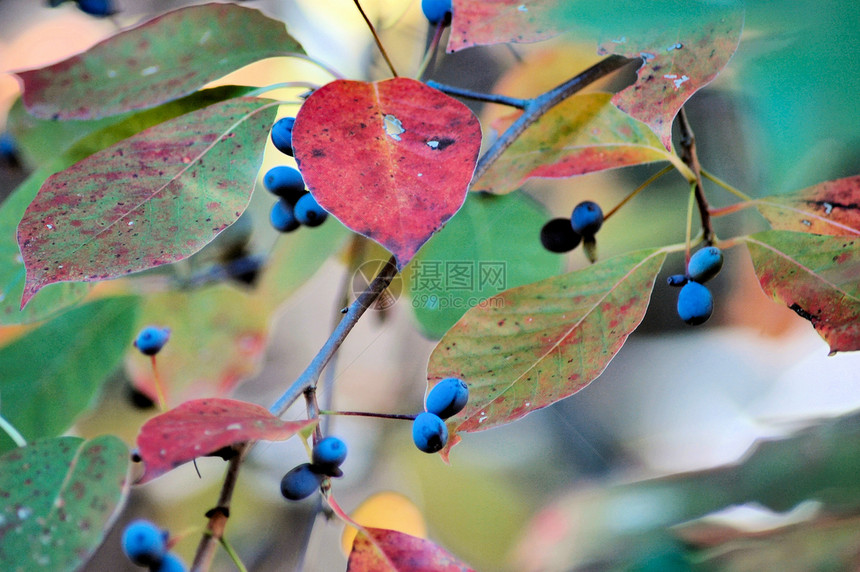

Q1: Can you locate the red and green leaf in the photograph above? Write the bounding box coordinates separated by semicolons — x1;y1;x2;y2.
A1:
292;78;482;270
17;97;276;308
348;528;475;572
135;398;316;483
744;230;860;354
16;4;302;119
0;436;130;572
427;248;666;459
754;174;860;236
447;0;567;53
472;93;674;194
598;3;744;150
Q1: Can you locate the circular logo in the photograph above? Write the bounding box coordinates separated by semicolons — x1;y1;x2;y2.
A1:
351;259;403;310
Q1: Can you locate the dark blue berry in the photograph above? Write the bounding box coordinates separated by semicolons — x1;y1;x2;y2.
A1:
677;281;713;325
686;246;723;283
294;193;328;227
270;200;300;233
312;436;348;475
271;117;296;156
425;377;468;419
280;463;324;500
571;201;603;236
422;0;452;25
76;0;116;16
224;255;263;286
666;274;688;287
263;166;305;204
412;412;448;453
152;552;186;572
121;519;167;567
134;326;170;356
540;218;582;253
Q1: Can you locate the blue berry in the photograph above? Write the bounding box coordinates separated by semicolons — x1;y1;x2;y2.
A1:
312;437;347;474
121;519;167;567
422;0;452;25
540;218;581;253
271;117;296;156
686;246;723;283
76;0;116;16
270;199;300;233
134;326;170;356
676;281;713;325
412;412;448;453
280;463;324;500
263;166;306;204
425;377;468;420
294;193;328;227
571;201;603;237
666;274;687;287
152;552;187;572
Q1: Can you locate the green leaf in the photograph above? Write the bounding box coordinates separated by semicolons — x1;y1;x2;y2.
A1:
744;230;859;354
0;436;130;572
473;93;674;194
427;248;666;458
404;192;562;338
0;297;140;453
16;4;303;119
18;97;277;308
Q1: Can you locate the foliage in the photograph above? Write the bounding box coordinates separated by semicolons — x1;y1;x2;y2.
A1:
0;1;856;570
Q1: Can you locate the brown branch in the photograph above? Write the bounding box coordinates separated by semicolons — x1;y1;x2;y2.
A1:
352;0;399;77
677;107;715;245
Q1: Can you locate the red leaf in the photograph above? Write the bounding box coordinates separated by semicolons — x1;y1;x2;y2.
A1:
135;398;315;483
755;175;860;236
598;4;744;150
17;97;276;308
348;528;474;572
472;93;673;194
292;78;482;270
744;230;860;355
447;0;566;53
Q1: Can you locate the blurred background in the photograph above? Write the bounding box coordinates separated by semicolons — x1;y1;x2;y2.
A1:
1;0;859;570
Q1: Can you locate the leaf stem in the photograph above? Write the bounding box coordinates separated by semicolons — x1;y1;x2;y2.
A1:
701;168;754;201
218;536;249;572
351;0;399;78
289;53;346;80
677;107;715;245
150;355;167;411
426;81;528;109
604;164;674;221
269;256;399;417
709;201;755;218
417;20;447;81
246;82;321;99
0;413;26;448
472;55;638;186
318;410;418;421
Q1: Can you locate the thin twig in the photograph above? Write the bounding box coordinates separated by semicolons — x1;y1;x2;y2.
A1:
677;107;715;245
269;256;399;417
604;164;674;221
351;0;399;78
417;20;446;81
701;168;754;201
472;55;637;185
426;81;528;109
319;410;418;421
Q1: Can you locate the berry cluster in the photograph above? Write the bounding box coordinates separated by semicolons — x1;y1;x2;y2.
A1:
265;117;329;233
280;436;348;501
121;520;186;572
412;377;469;453
540;201;604;262
667;246;723;325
